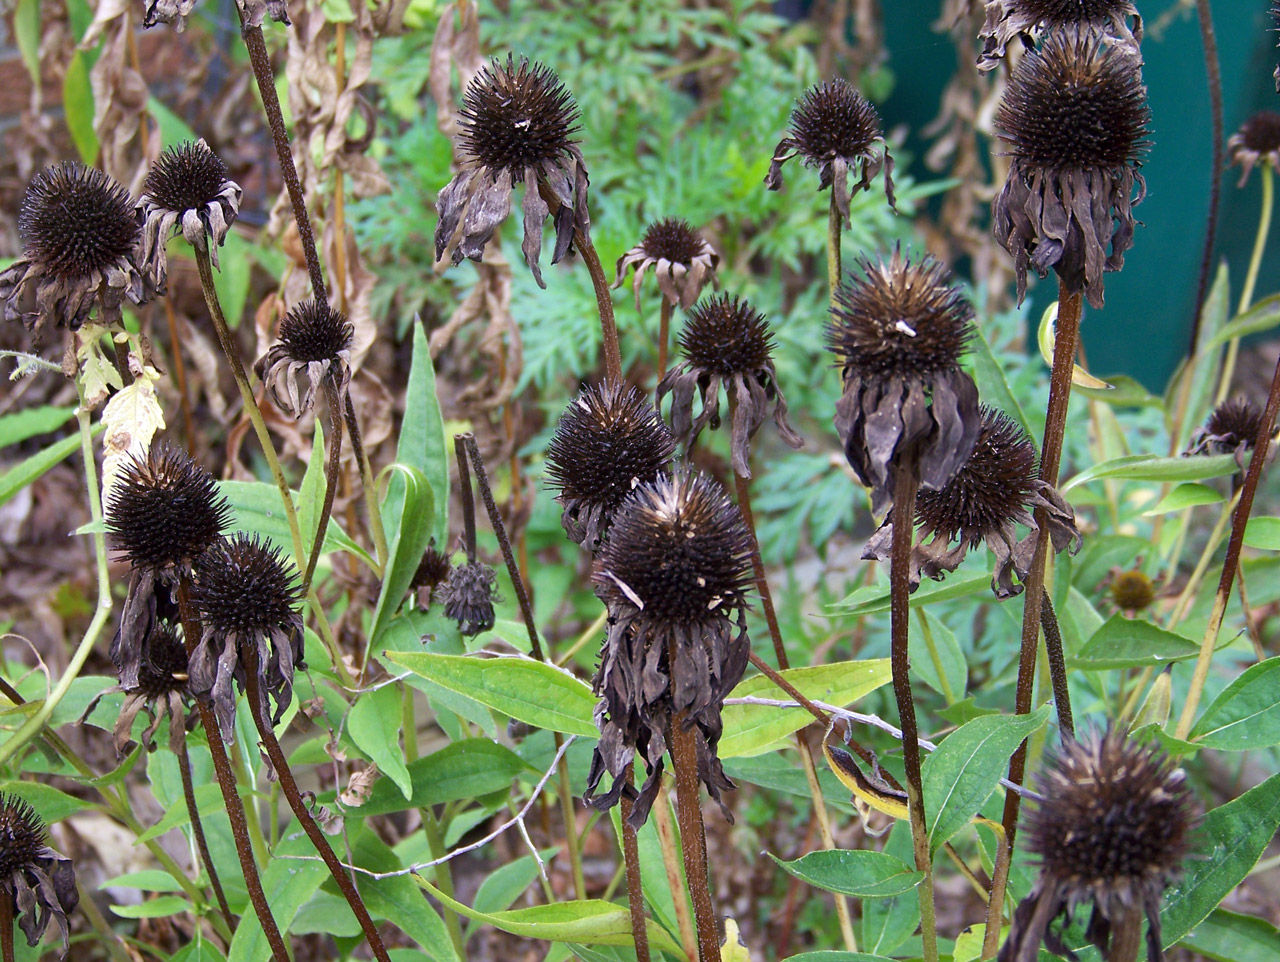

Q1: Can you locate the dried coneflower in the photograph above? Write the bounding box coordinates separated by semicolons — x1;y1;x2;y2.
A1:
1227;111;1280;187
1108;568;1156;615
411;542;453;610
1000;729;1194;962
613;218;719;311
0;794;78;956
545;381;676;550
827;248;981;515
138;139;242;290
254;298;354;418
657;294;802;479
0;162;150;337
82;620;192;755
978;0;1141;70
188;533;305;741
144;0;287;30
765;79;895;225
434;55;589;288
993;28;1150;309
864;407;1080;598
105;443;232;689
584;471;755;827
1189;397;1268;467
439;561;499;636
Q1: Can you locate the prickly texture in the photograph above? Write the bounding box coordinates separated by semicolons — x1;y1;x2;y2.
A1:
614;218;720;310
978;0;1141;70
439;561;499;636
255;298;353;417
1227;112;1280;186
0;792;78;956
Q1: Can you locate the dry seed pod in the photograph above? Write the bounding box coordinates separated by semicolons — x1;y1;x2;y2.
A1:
255;298;354;418
613;218;719;311
1227;111;1280;187
0;794;78;957
978;0;1141;71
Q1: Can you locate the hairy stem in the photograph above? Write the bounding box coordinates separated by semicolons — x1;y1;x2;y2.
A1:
1217;163;1273;403
1186;0;1223;356
1039;589;1074;739
620;767;652;962
576;226;623;383
302;377;345;592
827;191;842;305
175;726;235;929
653;789;698;962
657;299;672;383
1;886;13;962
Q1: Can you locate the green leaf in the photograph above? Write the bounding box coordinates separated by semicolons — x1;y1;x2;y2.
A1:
320;0;356;20
218;480;374;568
99;870;186;892
1207;292;1280;349
1189;657;1280;750
768;850;923;899
385;652;598;737
388;320;449;548
415;878;685;956
1072;615;1200;669
1143;483;1224;516
1063;453;1239;492
14;0;40;83
136;782;224;843
1170;263;1229;451
1075;374;1163;409
229;834;329;958
1243;517;1280;550
911;609;966;703
719;659;892;758
0;424;103;508
110;895;193;919
348;684;413;799
296;420;327;565
0;782;93;823
782;954;899;962
1179;909;1280;962
349;828;461;962
370;464;435;645
835;573;990;616
63;51;98;163
922;707;1051;854
1161;773;1280;947
210;231;252;329
351;739;528;817
968;324;1032;441
0;406;74;449
471;850;557;921
168;939;227;962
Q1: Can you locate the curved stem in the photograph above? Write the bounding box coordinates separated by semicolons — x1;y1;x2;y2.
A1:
575;227;623;383
1186;0;1223;357
241;646;393;962
344;393;388;569
194;249;307;573
176;726;235;930
1216;164;1273;403
303;378;344;592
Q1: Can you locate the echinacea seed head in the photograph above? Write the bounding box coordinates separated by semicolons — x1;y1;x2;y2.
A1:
142;141;231;218
439;562;499;636
678;294;776;379
19;162;138;281
135;622;190;700
1109;569;1156;613
638;218;708;267
0;794;47;878
277;298;354;364
786;80;882;168
191;534;301;637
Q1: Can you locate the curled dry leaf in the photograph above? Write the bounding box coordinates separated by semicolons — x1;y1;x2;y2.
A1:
339;765;378;808
429;0;483;139
100;357;166;508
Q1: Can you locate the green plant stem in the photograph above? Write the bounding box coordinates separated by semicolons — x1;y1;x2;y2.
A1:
303;377;345;592
174;580;289;962
176;726;235;929
344;393;389;569
1217;164;1274;404
889;469;937;962
227;742;269;866
576;226;623;383
0;392;112;768
827;191;842;304
240;645;393;962
1175;351;1280;738
657;299;672;383
984;288;1083;960
1166;490;1239;631
620;767;652;962
421;807;466;957
75;877;133;962
193;249;306;573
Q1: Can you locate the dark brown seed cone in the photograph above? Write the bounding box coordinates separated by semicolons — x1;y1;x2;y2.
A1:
105;443;233;572
1189;397;1268;463
978;0;1142;71
18;162;138;283
1000;729;1193;962
276;298;354;363
439;562;499;636
83;619;192;755
0;796;47;879
0;792;78;955
677;293;773;377
411;544;453;592
1109;569;1156;613
638;218;706;267
1227;111;1280;186
546;381;676;550
993;28;1150;308
135;621;191;701
255;298;354;418
143;141;230;220
613;218;720;310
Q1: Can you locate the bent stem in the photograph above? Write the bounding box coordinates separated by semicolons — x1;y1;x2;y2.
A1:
576;226;623;382
175;725;235;929
1217;163;1273;403
984;288;1083;960
620;767;652;962
1175;351;1280;738
241;645;392;962
302;377;345;592
194;249;307;573
889;469;937;962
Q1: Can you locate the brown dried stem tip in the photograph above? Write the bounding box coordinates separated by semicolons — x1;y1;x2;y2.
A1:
765;79;896;226
993;28;1150;309
584;471;755;827
0;162;150;337
188;533;305;742
546;381;676;550
0;794;78;958
658;293;802;479
255;298;354;418
864;407;1080;598
1227;112;1280;187
613;218;719;311
138;140;242;291
999;729;1194;962
435;55;589;289
827;247;981;516
978;0;1142;71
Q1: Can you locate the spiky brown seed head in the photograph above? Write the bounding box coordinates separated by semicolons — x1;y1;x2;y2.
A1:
679;294;776;378
142;141;230;217
546;382;676;515
19;162;139;280
1026;729;1193;896
1006;0;1134;21
595;471;754;625
134;622;190;700
277;298;353;364
828;250;974;380
786;79;882;168
1110;569;1156;613
638;218;707;267
191;534;301;637
995;30;1149;172
916;408;1038;543
440;562;499;636
1205;398;1266;450
457;55;580;180
1233;111;1280;156
410;544;453;592
106;444;232;571
0;795;48;879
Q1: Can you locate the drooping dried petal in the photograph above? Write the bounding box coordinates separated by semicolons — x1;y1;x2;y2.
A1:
613;218;719;310
978;0;1141;70
1227;111;1280;187
255;298;354;418
439;561;499;636
0;793;78;957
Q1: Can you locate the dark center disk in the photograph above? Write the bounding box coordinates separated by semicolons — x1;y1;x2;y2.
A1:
680;294;774;378
0;796;46;877
144;142;230;215
640;219;705;266
136;624;191;699
279;300;353;363
1018;0;1131;22
791;80;880;161
193;535;299;635
20;163;139;279
459;57;579;177
1240;112;1280;154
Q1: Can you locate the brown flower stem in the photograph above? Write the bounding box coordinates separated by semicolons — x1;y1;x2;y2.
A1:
1;887;14;962
175;725;235;929
239;19;327;302
889;469;937;962
620;767;652;962
302;377;345;592
240;645;393;962
173;580;290;962
983;288;1083;960
454;435;479;566
1186;0;1223;357
657;299;672;382
460;434;587;897
1039;589;1074;738
665;646;720;962
1175;351;1280;738
343;393;388;569
747;651;827;726
575;226;623;383
653;788;698;962
193;249;307;573
162;298;195;452
827;190;842;303
1217;163;1274;404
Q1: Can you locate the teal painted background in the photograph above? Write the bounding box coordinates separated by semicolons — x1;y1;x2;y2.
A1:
879;2;1279;390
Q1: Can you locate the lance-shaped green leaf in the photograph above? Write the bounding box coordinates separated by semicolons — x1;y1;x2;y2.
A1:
1189;657;1280;751
370;463;435;645
769;850;922;899
1073;615;1200;669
